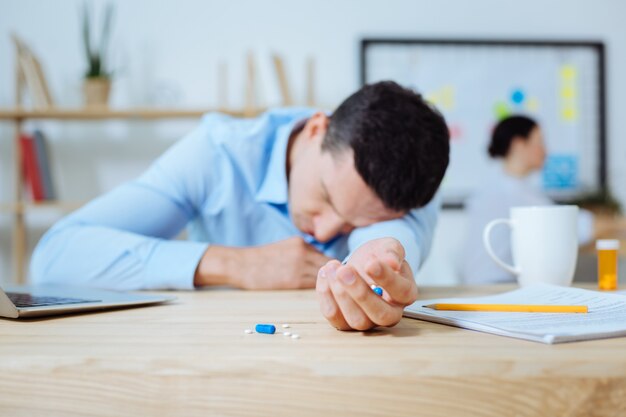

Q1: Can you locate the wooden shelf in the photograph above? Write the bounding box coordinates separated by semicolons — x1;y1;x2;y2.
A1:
0;107;261;120
0;201;86;214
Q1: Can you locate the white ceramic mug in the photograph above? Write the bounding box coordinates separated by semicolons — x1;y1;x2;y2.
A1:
482;205;579;287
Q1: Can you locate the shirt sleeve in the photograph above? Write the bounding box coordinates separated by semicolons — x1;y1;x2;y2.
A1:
30;120;219;290
346;196;440;278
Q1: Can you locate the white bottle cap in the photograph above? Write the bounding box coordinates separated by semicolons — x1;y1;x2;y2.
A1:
596;239;620;250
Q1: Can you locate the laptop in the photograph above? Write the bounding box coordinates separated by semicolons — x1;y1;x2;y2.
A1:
0;285;175;318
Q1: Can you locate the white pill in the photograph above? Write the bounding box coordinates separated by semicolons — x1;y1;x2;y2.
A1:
283;332;291;337
282;324;290;329
370;284;377;290
291;334;300;339
244;329;253;334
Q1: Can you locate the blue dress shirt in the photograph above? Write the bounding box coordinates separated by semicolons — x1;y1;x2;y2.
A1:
30;108;439;290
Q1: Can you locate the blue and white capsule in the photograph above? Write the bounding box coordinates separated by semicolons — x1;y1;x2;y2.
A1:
371;285;383;296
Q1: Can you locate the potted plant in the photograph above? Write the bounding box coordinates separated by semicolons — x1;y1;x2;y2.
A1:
81;1;114;107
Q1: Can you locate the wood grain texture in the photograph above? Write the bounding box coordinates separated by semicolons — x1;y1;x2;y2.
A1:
1;286;625;417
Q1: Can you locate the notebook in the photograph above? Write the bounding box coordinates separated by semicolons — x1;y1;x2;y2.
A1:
404;284;626;344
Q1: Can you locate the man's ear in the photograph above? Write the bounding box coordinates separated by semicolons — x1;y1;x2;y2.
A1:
303;112;329;143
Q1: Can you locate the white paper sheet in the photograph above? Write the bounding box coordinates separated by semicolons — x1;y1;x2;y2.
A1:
404;284;626;344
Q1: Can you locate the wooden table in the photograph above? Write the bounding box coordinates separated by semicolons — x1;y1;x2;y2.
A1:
1;286;625;417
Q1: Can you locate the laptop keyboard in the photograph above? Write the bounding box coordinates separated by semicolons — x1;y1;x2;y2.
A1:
6;292;100;308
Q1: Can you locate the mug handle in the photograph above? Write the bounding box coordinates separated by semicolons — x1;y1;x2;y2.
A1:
482;219;520;275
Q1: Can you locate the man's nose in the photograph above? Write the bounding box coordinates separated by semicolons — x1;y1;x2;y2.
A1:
314;214;346;243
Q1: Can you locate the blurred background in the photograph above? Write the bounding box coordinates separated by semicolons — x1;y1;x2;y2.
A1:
1;0;625;286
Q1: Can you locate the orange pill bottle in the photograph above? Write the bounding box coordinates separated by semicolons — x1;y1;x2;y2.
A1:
596;239;620;291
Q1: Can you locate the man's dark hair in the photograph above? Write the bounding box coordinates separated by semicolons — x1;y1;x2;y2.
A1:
322;81;450;212
488;115;537;158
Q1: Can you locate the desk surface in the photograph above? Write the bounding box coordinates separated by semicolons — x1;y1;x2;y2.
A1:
1;285;625;417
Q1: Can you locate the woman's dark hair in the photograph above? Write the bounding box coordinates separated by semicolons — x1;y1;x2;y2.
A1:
322;81;450;212
488;115;538;158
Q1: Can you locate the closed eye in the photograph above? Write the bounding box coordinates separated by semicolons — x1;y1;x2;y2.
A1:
320;179;354;228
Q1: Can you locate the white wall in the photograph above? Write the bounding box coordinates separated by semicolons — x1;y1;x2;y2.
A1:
1;0;625;285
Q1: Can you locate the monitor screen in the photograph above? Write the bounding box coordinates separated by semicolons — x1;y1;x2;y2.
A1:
361;39;606;206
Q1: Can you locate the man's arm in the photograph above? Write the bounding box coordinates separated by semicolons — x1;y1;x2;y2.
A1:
30;123;216;290
316;198;440;330
31;117;332;291
193;237;330;290
346;197;439;274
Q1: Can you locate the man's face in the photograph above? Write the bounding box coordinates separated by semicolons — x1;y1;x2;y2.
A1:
287;115;405;243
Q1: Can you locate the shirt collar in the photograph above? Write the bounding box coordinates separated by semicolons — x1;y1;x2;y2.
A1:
255;118;306;204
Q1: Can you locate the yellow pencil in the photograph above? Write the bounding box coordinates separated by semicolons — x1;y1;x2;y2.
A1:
424;303;588;313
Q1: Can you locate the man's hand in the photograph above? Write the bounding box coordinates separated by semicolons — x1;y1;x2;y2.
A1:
194;237;332;290
316;237;418;331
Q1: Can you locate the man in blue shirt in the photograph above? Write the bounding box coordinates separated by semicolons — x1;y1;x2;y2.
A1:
31;81;450;331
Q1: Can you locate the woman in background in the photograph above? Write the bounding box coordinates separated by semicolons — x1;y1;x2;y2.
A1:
460;115;594;284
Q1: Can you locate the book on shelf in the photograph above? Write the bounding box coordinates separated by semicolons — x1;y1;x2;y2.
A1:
20;131;55;202
33;130;55;200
